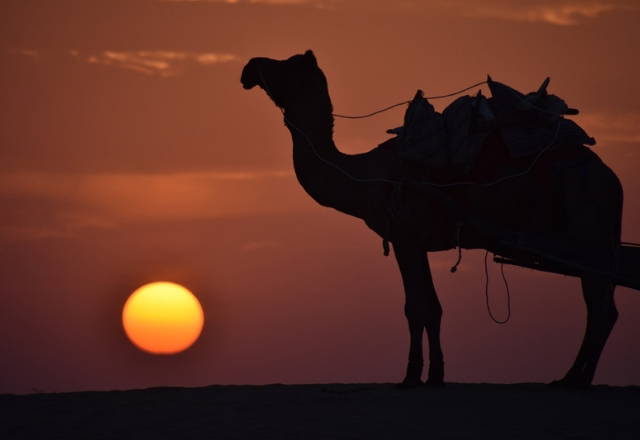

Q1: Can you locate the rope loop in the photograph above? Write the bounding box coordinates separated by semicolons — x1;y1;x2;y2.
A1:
450;221;464;273
484;251;511;324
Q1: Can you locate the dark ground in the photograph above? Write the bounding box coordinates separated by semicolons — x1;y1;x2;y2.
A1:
2;383;639;439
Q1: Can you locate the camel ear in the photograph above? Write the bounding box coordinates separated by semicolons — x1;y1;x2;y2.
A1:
304;50;317;67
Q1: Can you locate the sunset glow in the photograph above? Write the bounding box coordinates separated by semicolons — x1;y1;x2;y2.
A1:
122;282;204;354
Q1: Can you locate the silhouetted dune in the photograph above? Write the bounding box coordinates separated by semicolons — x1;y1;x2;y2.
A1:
2;383;639;439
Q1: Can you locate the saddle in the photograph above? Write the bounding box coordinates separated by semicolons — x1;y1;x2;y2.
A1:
388;76;595;174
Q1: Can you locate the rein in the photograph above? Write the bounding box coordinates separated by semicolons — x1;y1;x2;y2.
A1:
332;80;488;119
255;70;542;322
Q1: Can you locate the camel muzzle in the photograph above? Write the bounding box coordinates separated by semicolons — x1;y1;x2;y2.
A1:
240;65;259;90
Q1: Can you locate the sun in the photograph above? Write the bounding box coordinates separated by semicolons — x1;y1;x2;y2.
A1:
122;282;204;354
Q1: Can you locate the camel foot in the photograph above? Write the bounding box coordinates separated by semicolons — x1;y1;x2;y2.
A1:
396;378;424;389
425;378;446;387
396;378;445;389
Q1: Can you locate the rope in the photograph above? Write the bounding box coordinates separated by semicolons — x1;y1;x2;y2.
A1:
333;101;410;119
260;70;561;191
332;77;564;190
484;250;511;324
332;81;488;119
282;109;398;186
258;70;397;186
424;81;489;100
255;69;638;300
450;221;464;273
257;70;574;272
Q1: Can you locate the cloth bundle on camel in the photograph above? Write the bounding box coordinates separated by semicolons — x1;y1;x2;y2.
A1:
389;76;596;174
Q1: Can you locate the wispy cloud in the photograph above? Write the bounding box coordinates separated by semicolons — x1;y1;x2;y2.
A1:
83;50;238;76
158;0;335;8
7;48;239;76
458;1;623;25
7;48;41;60
160;0;311;3
0;171;304;240
0;212;118;241
580;112;640;144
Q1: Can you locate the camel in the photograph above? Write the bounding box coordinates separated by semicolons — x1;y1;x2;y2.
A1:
240;50;624;389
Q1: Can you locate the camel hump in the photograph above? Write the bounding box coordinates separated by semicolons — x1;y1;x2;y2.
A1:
392;78;595;174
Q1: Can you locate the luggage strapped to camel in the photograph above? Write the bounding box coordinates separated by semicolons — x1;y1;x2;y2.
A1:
377;77;640;291
389;76;595;175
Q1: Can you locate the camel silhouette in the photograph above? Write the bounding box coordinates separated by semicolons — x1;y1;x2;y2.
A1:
241;50;623;389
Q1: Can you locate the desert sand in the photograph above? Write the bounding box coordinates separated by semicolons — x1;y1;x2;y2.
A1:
2;383;639;439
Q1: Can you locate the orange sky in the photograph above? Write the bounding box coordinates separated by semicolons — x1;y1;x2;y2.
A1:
1;0;639;394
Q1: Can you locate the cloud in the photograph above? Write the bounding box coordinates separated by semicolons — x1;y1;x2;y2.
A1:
160;0;636;22
158;0;333;7
457;1;621;25
7;48;239;76
159;0;310;3
0;211;117;241
86;50;239;76
7;49;41;60
0;170;307;240
247;0;310;3
579;112;640;144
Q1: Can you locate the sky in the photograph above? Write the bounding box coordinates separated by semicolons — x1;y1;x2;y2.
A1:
1;0;639;394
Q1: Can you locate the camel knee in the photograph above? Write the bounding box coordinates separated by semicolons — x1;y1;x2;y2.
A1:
404;303;424;326
404;297;442;324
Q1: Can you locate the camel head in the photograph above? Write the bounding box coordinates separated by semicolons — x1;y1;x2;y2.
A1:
240;50;329;111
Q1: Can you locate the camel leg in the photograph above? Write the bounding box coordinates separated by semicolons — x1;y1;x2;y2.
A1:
552;277;618;389
393;242;445;388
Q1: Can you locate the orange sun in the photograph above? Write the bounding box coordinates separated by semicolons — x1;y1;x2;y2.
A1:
122;282;204;354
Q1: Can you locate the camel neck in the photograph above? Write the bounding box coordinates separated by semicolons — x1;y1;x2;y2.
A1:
282;97;335;149
282;106;369;218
